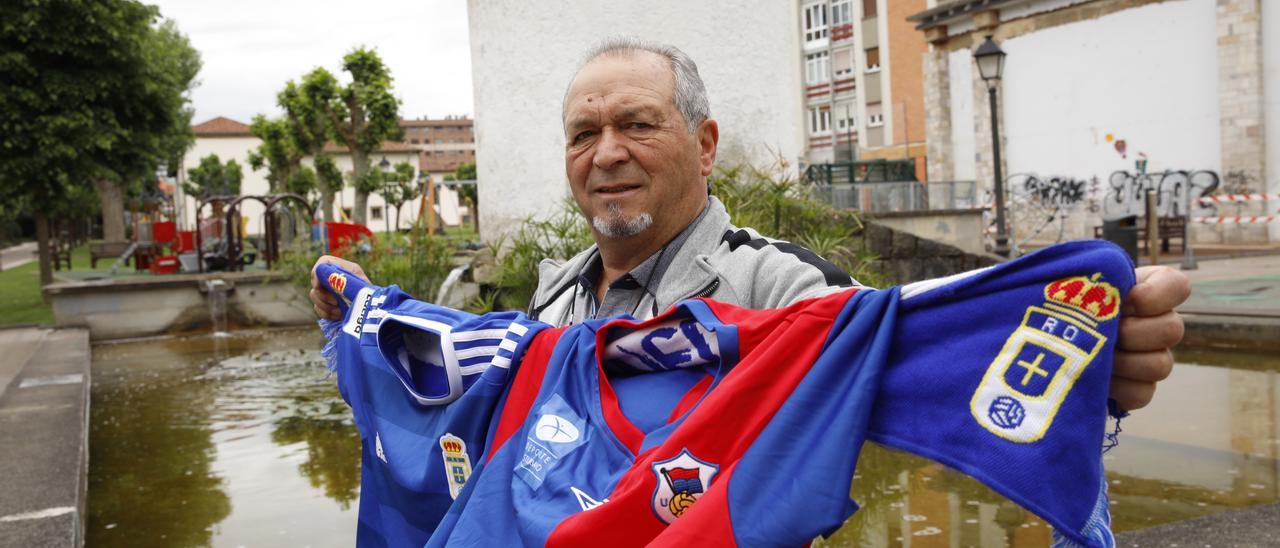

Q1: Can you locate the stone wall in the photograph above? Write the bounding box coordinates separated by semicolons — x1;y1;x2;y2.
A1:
862;220;1001;284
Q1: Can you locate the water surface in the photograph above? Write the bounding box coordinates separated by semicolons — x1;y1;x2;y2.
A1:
88;329;1278;547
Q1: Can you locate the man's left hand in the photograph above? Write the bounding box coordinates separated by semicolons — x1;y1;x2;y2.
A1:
1111;265;1191;411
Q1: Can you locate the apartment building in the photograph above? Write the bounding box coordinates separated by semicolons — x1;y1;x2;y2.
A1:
399;116;476;183
800;0;928;176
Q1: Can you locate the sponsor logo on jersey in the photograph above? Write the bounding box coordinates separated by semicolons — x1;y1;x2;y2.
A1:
342;287;375;338
570;486;608;511
440;433;472;500
971;273;1118;443
534;414;581;444
516;394;588;490
651;449;718;524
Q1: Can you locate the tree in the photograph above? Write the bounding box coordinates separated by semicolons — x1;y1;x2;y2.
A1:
184;154;243;199
278;69;344;223
0;0;200;287
447;162;479;232
247;115;302;193
376;161;419;233
318;48;402;226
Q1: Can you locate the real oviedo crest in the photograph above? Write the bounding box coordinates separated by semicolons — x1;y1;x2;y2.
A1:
651;449;718;524
970;273;1119;443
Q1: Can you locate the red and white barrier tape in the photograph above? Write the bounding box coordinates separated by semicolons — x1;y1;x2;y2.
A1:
1198;193;1280;204
1192;215;1276;224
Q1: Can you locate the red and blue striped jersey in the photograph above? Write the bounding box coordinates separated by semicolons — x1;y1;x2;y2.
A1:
317;240;1132;547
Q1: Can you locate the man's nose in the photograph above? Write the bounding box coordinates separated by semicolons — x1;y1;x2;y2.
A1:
592;127;630;170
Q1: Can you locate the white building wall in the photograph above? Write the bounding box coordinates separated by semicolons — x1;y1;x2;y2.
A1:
1265;0;1280;241
178;136;267;233
947;49;976;182
1000;0;1220;181
180;137;448;237
467;0;806;241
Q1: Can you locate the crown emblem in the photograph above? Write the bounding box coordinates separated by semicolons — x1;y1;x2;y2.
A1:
1043;273;1121;321
328;272;347;293
440;439;464;454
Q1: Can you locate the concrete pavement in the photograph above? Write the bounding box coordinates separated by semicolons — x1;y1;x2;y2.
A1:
0;242;36;271
0;327;90;547
1173;251;1280;351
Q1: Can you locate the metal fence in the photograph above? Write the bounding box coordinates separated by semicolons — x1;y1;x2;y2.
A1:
808;180;978;214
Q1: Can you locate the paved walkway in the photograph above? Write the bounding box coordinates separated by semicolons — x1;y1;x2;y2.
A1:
1173;251;1280;351
0;242;36;271
0;327;90;547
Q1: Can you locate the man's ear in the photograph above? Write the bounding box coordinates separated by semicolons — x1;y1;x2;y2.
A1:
697;119;719;177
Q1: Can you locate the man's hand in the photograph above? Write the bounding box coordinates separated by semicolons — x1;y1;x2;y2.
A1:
1111;265;1191;411
311;255;371;321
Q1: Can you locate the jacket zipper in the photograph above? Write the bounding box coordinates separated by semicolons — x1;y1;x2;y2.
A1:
684;278;720;301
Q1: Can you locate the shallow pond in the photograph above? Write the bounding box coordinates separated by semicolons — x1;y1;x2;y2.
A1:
87;328;1278;547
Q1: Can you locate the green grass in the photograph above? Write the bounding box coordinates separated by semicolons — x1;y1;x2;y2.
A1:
0;255;53;326
0;242;143;326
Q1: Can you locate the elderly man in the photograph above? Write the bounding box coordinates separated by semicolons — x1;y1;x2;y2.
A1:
311;38;1187;412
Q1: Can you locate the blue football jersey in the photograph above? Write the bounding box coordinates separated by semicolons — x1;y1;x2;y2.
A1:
316;239;1133;547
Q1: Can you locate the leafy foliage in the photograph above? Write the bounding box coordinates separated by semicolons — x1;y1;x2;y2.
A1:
278;225;454;307
467;164;881;313
247;115;303;193
375;161;420;230
184;154;243;199
323;48;403;225
0;0;200;282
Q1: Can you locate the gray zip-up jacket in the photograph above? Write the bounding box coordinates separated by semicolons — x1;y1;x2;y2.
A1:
528;197;858;325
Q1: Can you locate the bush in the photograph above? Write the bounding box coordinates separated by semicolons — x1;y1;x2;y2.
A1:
279;224;455;302
468;164;882;313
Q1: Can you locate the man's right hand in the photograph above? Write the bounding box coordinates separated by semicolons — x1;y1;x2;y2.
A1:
311;255;371;320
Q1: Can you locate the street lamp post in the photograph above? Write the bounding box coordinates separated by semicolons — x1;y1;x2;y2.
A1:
975;35;1010;257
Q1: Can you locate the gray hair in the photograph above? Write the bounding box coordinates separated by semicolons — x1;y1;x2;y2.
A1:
563;37;711;133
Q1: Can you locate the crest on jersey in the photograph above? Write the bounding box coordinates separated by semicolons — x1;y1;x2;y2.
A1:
327;272;347;294
439;433;472;499
651;449;718;524
970;273;1118;443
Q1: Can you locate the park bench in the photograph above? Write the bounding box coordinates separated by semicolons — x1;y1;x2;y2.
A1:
50;238;73;270
90;240;132;268
1092;216;1186;253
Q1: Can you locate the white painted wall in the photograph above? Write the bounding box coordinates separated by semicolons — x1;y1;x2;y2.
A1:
180;138;455;237
467;0;806;241
947;49;976;182
178;136;267;232
1000;0;1220;181
1264;0;1280;240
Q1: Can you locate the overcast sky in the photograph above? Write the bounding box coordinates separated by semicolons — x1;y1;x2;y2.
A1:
150;0;474;125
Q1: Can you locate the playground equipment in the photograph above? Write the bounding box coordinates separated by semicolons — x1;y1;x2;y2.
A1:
193;193;374;273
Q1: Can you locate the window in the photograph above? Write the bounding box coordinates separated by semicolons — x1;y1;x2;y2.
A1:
862;0;877;18
865;47;880;72
370;206;383;221
832;1;852;25
805;51;830;85
410;139;419;144
836;113;856;133
867;113;884;127
808;106;831;135
802;3;828;42
833;49;854;79
436;139;444;144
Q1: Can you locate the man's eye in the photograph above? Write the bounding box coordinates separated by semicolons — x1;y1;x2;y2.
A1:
572;131;595;143
629;122;652;130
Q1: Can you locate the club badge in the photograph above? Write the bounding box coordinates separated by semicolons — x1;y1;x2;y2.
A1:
440;433;472;499
970;273;1120;443
651;449;718;524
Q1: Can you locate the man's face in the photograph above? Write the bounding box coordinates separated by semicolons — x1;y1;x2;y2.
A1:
563;52;714;241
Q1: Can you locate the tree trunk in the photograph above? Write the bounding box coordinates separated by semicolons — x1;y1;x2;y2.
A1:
470;198;480;234
394;204;401;232
319;182;335;223
94;178;127;242
35;211;53;296
351;148;369;225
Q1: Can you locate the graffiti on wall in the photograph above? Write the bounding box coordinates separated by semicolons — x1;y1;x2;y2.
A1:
1103;169;1221;218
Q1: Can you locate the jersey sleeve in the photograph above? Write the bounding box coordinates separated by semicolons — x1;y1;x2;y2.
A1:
869;240;1135;548
315;263;548;546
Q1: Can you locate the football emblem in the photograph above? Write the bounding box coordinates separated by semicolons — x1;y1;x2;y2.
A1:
327;272;347;293
988;396;1026;429
651;449;718;524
